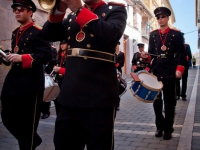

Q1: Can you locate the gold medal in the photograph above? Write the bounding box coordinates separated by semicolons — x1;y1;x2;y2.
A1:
14;45;19;53
76;31;85;42
161;45;167;51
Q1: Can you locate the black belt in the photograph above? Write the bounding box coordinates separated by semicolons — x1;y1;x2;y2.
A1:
67;48;115;63
158;53;174;59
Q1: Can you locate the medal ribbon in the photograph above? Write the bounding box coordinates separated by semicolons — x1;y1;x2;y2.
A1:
158;28;170;46
15;22;34;48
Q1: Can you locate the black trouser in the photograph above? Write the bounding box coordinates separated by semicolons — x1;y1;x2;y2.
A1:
54;106;116;150
1;93;43;150
176;68;188;98
153;79;176;133
53;98;60;115
41;102;50;114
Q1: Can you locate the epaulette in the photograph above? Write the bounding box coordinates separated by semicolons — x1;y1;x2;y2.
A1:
33;23;42;30
107;1;125;7
150;29;158;33
12;27;19;33
171;28;181;32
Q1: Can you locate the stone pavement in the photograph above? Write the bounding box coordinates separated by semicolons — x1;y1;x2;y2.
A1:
0;67;199;150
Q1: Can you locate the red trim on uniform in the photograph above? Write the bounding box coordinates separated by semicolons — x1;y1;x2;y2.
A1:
115;63;119;67
159;27;170;34
59;67;65;75
144;55;151;63
186;56;189;61
145;67;150;72
21;54;33;68
75;7;98;28
176;65;185;74
133;65;137;70
49;13;65;23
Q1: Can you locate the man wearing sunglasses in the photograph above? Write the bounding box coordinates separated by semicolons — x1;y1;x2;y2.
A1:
0;0;52;149
148;7;186;140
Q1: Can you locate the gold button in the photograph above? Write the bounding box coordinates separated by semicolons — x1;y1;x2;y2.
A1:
26;38;29;40
68;36;71;40
168;48;169;50
170;39;172;40
71;12;74;15
24;43;26;45
30;32;32;35
68;27;71;30
84;25;88;27
173;34;175;36
166;52;168;54
17;63;19;66
13;34;15;36
22;50;24;52
87;44;91;48
68;45;70;49
109;6;112;9
169;43;170;45
69;19;72;22
90;34;94;37
102;13;106;17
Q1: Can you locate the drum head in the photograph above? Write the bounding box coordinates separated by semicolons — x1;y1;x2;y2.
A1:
138;72;162;90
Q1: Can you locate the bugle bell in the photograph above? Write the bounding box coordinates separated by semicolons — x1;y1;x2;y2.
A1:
38;0;58;10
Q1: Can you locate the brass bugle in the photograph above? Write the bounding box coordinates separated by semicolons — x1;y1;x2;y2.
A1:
38;0;58;10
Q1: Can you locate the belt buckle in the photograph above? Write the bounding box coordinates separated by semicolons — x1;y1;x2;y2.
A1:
71;48;80;56
160;54;166;58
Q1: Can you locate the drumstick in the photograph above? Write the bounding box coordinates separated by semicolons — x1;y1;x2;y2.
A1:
50;70;54;76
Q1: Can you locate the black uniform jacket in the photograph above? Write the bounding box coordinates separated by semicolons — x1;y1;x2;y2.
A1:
1;23;52;97
41;3;127;107
184;43;192;69
148;28;186;82
132;52;151;67
115;51;125;71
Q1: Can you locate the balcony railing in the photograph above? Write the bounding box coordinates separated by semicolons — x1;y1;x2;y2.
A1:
141;22;153;39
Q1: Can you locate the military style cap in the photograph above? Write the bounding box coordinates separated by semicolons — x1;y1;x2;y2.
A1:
137;43;144;47
11;0;36;12
154;7;171;17
60;40;68;44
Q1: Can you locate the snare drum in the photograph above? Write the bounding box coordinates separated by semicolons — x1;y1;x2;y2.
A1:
130;71;163;103
43;74;60;102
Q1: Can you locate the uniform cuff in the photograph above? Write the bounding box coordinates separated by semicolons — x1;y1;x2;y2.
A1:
49;13;65;23
59;67;65;75
22;54;33;69
176;65;185;74
75;7;98;27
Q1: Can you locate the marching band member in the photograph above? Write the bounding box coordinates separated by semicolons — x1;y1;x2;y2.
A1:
52;40;68;115
176;33;192;101
148;7;186;140
132;43;151;72
0;0;52;149
115;41;125;74
41;0;127;149
41;45;57;119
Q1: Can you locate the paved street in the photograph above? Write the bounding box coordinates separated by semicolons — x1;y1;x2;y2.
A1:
0;67;199;150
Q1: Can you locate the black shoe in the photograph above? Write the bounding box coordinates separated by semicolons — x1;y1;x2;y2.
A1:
182;97;186;101
155;130;163;137
176;96;180;100
163;132;172;140
42;113;50;119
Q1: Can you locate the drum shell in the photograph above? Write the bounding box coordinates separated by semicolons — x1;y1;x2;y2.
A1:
43;74;60;102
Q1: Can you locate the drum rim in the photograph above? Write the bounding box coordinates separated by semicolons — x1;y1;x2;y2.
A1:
137;72;163;91
130;88;155;103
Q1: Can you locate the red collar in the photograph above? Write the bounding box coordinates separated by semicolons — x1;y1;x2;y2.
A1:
61;51;66;57
19;21;34;31
85;1;106;11
159;27;170;34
